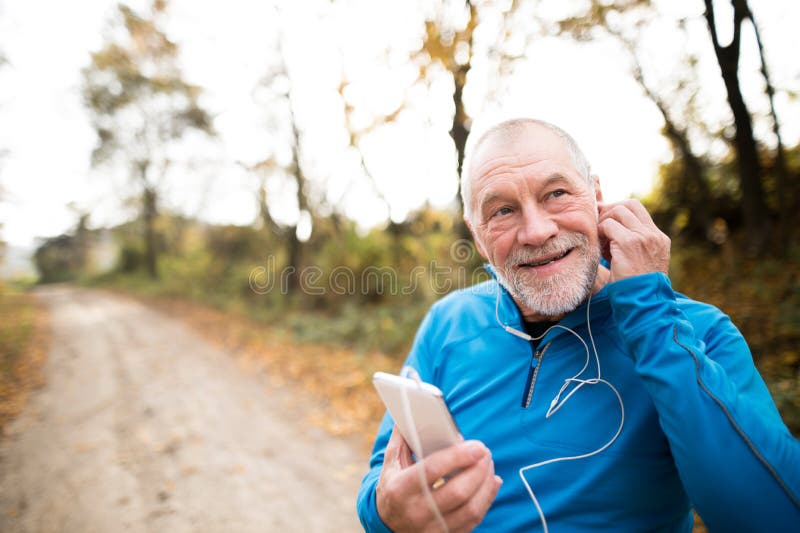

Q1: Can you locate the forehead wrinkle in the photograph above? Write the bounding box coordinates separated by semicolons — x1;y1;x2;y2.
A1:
473;153;523;182
475;157;574;192
474;150;569;182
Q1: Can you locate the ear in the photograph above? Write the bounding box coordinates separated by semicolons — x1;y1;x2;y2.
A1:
591;174;603;204
464;215;489;260
591;174;603;221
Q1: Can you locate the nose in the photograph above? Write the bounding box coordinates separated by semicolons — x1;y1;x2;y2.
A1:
516;204;558;247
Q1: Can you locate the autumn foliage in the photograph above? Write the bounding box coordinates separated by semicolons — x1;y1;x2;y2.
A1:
0;284;48;434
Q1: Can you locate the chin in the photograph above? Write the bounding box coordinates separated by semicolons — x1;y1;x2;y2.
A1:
498;251;601;318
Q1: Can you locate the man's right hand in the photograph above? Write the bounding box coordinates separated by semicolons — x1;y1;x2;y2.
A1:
376;426;503;533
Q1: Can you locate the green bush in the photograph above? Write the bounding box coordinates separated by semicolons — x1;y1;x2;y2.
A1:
84;208;798;436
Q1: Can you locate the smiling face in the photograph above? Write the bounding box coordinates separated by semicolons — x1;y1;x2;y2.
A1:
466;122;606;321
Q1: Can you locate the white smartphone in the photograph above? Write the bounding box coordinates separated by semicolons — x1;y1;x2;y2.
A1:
372;371;462;459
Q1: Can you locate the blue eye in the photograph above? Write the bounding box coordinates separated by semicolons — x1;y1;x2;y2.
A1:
493;207;513;218
549;189;567;199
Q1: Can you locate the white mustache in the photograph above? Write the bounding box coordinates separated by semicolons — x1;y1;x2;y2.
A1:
506;234;588;266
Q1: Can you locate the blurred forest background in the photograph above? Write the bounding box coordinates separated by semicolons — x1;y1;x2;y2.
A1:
1;0;799;446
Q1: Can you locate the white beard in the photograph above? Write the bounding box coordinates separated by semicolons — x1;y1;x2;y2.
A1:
494;233;600;318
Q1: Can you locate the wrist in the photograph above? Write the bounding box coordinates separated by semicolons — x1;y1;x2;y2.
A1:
606;272;676;354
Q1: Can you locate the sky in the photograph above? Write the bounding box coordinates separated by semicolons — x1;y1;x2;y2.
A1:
0;0;798;252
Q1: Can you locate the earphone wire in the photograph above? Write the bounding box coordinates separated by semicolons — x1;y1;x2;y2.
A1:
495;283;625;533
399;366;449;533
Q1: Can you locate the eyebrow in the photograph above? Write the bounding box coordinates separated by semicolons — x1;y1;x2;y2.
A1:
541;174;570;187
479;192;505;214
477;173;573;217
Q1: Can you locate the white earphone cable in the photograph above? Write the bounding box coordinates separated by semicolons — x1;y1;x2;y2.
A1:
399;366;449;533
495;284;626;533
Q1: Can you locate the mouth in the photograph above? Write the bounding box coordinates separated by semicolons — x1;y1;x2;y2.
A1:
518;248;573;269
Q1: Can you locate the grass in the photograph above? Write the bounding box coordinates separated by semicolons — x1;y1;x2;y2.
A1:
0;282;48;434
670;242;800;437
88;241;800;439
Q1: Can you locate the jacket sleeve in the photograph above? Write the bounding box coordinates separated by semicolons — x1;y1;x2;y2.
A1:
357;414;396;533
607;273;800;531
356;310;437;532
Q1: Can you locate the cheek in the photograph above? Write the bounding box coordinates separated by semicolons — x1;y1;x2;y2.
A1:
559;206;599;235
482;229;516;265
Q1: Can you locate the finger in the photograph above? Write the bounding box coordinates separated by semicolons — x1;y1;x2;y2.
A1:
599;199;653;226
600;207;668;250
384;425;413;471
377;427;440;531
598;216;670;278
420;440;489;486
446;476;502;533
598;216;630;244
444;464;503;532
599;238;612;265
597;217;629;265
598;202;645;232
432;454;494;514
624;199;657;225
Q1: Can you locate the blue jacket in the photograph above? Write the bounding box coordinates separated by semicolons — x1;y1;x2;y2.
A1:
357;272;800;531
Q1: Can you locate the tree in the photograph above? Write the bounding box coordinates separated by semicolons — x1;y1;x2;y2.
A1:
32;210;92;283
740;3;791;246
327;1;528;238
703;0;769;252
82;0;213;279
554;0;716;241
249;14;316;296
335;0;480;236
410;0;528;235
551;0;789;251
0;50;7;263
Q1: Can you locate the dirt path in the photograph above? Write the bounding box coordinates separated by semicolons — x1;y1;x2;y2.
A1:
0;286;366;533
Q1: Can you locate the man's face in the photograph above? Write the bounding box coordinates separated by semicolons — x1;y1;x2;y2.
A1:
467;125;603;320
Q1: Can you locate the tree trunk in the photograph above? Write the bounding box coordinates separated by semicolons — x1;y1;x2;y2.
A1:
662;118;714;240
257;176;283;238
450;63;470;184
143;186;159;280
274;28;309;296
450;1;476;240
615;29;713;240
703;0;769;253
745;3;790;249
451;63;473;240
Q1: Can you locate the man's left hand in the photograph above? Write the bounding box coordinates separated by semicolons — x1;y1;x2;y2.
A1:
597;199;670;283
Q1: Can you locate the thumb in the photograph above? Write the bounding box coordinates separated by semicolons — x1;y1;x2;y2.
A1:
384;425;413;471
598;227;612;265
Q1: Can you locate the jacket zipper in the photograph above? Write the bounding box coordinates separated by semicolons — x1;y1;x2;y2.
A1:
521;342;550;409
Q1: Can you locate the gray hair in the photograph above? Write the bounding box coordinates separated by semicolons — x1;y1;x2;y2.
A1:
460;118;592;224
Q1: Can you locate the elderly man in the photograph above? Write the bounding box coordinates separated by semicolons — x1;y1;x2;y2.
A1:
357;118;799;532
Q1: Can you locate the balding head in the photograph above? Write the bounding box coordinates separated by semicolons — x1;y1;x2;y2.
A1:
461;118;592;224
